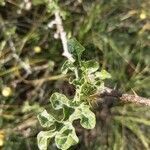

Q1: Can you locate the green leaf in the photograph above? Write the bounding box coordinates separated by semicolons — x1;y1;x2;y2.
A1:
81;60;99;74
69;78;83;86
38;109;55;128
68;110;80;123
50;93;70;110
80;82;97;98
55;123;79;150
67;38;85;62
95;69;111;80
63;107;75;121
61;60;75;74
37;130;56;150
69;104;96;129
79;105;96;129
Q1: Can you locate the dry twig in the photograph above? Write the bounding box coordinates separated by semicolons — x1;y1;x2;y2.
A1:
93;87;150;106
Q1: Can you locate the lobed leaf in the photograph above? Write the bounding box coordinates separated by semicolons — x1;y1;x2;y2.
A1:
38;109;55;128
67;38;85;62
81;60;99;74
50;92;70;110
95;69;111;80
55;123;79;150
79;104;96;129
37;130;56;150
80;82;97;99
61;60;75;74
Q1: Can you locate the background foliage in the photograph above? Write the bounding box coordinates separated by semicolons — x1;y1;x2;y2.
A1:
0;0;150;150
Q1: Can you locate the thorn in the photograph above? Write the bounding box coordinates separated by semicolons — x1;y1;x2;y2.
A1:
131;88;138;97
113;84;117;90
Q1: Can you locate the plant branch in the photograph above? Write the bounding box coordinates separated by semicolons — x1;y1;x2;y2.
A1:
93;87;150;106
48;10;75;62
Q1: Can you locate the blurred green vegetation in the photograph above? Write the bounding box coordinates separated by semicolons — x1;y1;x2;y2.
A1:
0;0;150;150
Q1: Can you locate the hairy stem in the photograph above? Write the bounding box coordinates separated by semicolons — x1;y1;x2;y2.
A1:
93;87;150;106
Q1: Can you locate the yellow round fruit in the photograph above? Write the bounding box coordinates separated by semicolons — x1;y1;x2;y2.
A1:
2;87;12;97
140;12;146;20
34;46;41;53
